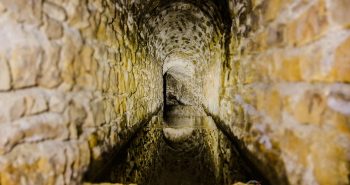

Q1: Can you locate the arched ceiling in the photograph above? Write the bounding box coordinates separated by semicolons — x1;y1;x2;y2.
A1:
114;0;233;105
132;0;231;78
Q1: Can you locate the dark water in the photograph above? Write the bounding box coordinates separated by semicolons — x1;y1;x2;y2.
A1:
104;106;259;185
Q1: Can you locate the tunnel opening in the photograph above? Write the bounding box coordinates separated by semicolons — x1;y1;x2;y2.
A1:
84;60;270;184
163;65;198;120
84;0;272;184
84;66;270;185
1;0;349;184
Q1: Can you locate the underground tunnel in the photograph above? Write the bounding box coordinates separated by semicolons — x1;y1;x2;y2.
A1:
0;0;350;185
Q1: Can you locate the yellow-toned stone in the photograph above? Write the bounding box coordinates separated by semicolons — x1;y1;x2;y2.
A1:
3;0;350;185
257;89;282;122
43;1;67;22
0;58;11;90
76;46;97;89
25;94;48;115
2;0;42;25
292;91;326;125
299;49;328;82
88;134;98;148
118;69;126;94
312;134;349;185
114;98;120;113
276;55;302;81
262;54;274;81
44;16;63;40
60;40;77;87
38;44;62;88
96;20;107;41
80;46;94;72
327;112;350;133
241;56;260;84
0;2;6;13
263;0;288;22
0;0;165;185
333;36;350;82
266;90;282;121
10;47;42;89
252;31;268;52
286;0;329;46
281;130;310;166
328;0;350;28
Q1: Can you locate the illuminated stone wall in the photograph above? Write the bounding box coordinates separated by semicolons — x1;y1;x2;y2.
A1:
0;1;162;184
213;0;350;184
0;0;349;185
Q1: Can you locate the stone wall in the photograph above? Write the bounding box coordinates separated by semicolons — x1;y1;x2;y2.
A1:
0;0;162;184
212;0;350;184
165;74;201;106
0;0;349;184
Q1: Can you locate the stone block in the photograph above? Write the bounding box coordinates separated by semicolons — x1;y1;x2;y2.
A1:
25;93;48;116
9;46;42;89
332;36;350;82
75;46;97;89
17;113;69;142
289;90;326;125
0;141;89;185
44;16;64;40
286;0;329;46
266;23;286;47
275;54;302;81
256;88;282;122
328;0;350;27
0;58;11;91
43;1;67;22
2;0;43;25
256;46;330;82
298;47;327;82
262;0;289;23
49;93;67;113
0;95;25;123
38;44;62;88
0;113;69;155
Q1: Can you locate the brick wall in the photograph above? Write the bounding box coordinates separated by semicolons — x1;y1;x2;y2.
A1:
0;1;163;184
216;0;350;184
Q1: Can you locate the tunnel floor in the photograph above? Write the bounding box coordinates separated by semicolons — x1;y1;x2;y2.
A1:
148;106;219;185
95;106;262;185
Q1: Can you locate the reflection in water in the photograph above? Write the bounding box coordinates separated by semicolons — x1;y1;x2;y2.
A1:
108;106;258;185
151;114;220;185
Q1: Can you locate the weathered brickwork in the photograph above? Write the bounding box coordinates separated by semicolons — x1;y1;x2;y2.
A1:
213;0;350;184
0;1;162;184
0;0;349;185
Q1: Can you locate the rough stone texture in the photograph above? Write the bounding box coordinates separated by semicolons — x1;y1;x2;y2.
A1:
0;58;11;91
165;74;199;106
0;0;349;185
207;0;350;184
0;0;162;184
